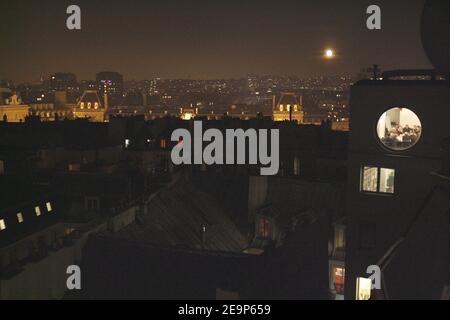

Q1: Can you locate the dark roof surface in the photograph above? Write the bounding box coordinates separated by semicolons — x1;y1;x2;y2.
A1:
105;178;249;253
258;177;345;226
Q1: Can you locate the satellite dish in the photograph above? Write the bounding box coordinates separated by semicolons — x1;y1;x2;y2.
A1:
421;0;450;75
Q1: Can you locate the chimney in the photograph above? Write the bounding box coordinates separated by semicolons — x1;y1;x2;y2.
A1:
373;64;380;80
201;224;207;246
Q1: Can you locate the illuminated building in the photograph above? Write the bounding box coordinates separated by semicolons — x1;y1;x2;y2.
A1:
0;89;29;122
73;90;108;122
29;91;74;121
272;92;304;123
180;106;198;120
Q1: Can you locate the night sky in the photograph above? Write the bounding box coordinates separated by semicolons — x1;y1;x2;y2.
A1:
0;0;431;83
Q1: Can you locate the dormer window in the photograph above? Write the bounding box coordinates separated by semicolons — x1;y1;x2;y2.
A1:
279;105;284;112
0;219;6;231
80;102;85;109
17;212;24;223
87;102;92;109
35;206;41;217
46;202;52;212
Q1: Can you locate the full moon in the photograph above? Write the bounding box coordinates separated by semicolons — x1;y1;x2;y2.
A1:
325;49;334;59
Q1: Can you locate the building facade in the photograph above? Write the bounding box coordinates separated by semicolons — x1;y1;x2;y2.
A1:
73;90;108;122
272;92;304;123
345;74;450;299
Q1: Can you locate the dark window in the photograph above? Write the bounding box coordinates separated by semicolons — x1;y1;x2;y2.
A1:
257;218;272;239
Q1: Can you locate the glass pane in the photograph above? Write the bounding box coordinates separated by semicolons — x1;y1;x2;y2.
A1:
362;167;378;192
377;107;422;151
379;168;395;193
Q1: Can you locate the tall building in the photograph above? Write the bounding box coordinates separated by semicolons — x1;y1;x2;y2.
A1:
272;92;304;123
345;70;450;300
49;73;77;91
345;0;450;300
96;71;123;106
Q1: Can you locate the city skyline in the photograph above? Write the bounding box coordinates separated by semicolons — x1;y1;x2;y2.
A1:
1;0;431;83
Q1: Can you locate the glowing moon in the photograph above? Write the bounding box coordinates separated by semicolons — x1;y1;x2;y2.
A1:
325;49;334;59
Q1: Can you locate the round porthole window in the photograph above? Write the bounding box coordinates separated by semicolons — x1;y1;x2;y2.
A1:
376;107;422;151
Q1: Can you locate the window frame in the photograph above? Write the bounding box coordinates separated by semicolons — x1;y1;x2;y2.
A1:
0;218;6;231
257;217;272;240
376;107;423;152
17;212;24;223
360;165;396;195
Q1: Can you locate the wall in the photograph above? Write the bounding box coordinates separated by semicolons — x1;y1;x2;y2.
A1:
345;81;450;299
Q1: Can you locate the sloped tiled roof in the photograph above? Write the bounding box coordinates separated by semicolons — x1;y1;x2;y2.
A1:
78;90;102;107
109;178;249;253
277;93;300;107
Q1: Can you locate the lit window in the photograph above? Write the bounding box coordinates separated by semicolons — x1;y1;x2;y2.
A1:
0;219;6;230
46;202;52;212
35;206;41;216
294;105;298;112
335;225;345;250
65;228;75;236
356;277;372;300
279;105;284;112
379;168;395;193
293;157;300;176
94;102;99;109
88;102;92;109
257;218;272;239
334;267;345;295
361;166;378;192
80;102;85;109
361;166;395;194
377;107;422;151
17;212;24;223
